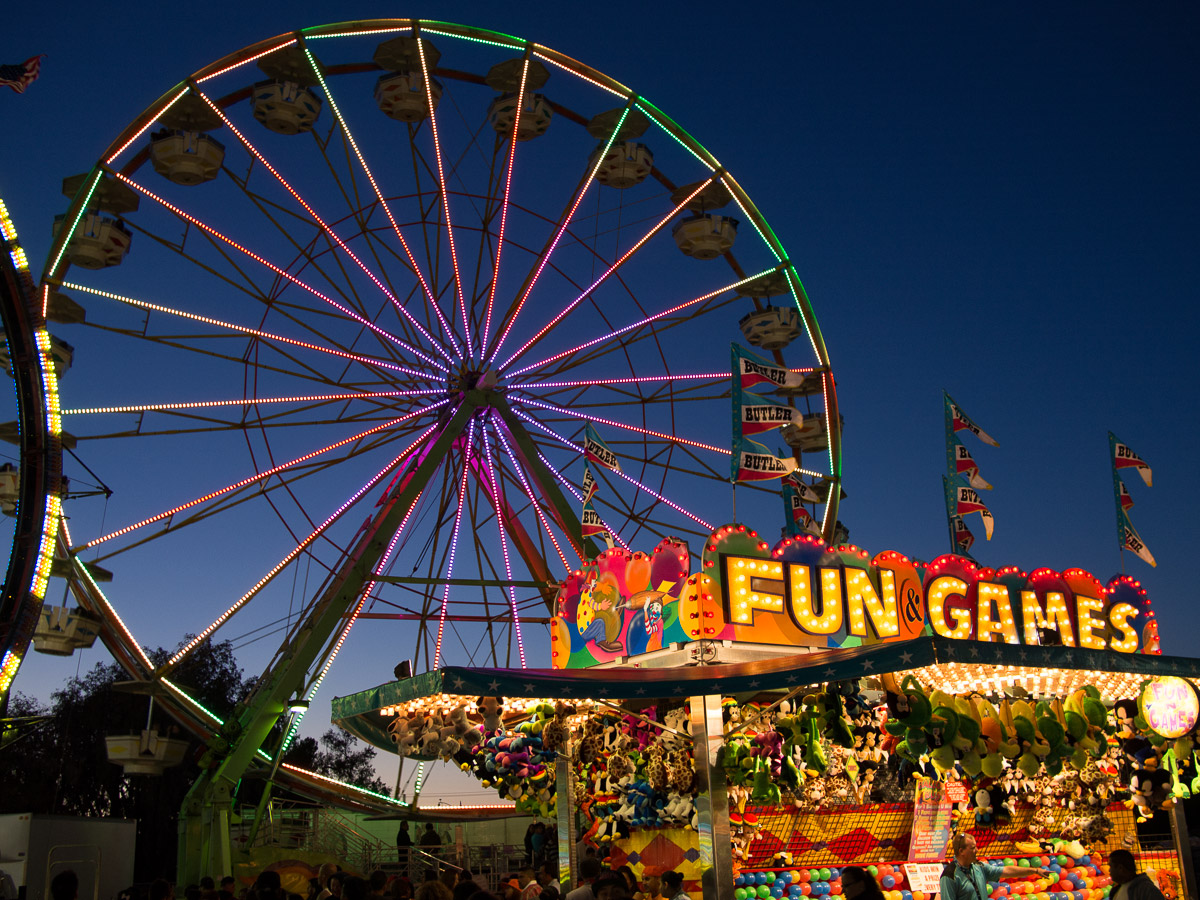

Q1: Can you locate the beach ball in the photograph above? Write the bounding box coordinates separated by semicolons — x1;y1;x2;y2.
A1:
883;877;896;889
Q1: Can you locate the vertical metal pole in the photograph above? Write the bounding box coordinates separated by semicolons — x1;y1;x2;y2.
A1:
1169;802;1197;900
556;753;577;889
691;693;732;900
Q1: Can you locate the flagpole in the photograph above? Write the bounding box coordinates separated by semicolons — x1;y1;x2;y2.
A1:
731;482;737;521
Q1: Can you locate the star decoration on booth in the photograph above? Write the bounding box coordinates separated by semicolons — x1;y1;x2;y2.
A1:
523;683;536;694
862;660;874;673
899;651;914;664
824;667;836;678
488;679;501;691
969;646;980;658
452;676;465;689
1018;649;1028;661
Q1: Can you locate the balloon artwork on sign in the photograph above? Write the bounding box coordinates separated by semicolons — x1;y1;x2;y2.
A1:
551;524;1157;668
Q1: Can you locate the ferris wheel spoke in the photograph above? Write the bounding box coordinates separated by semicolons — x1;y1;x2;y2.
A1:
77;400;447;551
480;55;531;359
63;387;441;418
416;38;471;358
511;408;714;532
513;372;728;392
485;100;636;365
508;269;775;380
497;175;716;372
513;395;730;456
59;281;437;383
110;170;449;374
489;416;574;571
476;427;539;653
291;60;466;361
87;424;432;568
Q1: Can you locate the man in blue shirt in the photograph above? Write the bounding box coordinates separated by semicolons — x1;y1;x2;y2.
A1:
941;834;1051;900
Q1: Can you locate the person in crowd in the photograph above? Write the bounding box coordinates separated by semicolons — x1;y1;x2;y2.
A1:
537;863;560;898
591;874;626;900
341;878;369;900
564;859;603;900
1110;850;1167;900
636;868;662;900
451;879;479;900
413;881;451;900
50;871;79;900
316;865;339;900
398;823;414;867
420;824;442;849
660;872;687;900
615;869;638;899
939;834;1048;900
390;879;414;900
220;878;237;900
839;869;884;900
368;873;388;899
150;880;176;900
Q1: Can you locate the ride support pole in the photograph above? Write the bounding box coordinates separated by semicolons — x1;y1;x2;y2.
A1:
690;693;733;900
556;752;577;889
1168;802;1197;900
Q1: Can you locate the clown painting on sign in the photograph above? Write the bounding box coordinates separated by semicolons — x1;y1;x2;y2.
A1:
554;540;692;667
578;579;624;653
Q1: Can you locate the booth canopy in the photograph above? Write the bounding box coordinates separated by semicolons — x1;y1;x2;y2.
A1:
331;637;1200;753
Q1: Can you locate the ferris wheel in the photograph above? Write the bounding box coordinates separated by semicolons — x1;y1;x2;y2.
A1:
19;21;842;761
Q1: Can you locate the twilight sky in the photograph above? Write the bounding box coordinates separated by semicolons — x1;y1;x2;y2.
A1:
2;2;1197;801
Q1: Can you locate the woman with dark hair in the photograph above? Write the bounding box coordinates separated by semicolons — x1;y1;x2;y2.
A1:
615;869;637;899
839;869;884;900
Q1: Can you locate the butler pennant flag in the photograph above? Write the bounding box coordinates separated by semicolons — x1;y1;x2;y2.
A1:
0;56;44;94
944;391;999;447
951;515;976;555
733;438;800;482
1117;507;1156;567
1109;432;1155;567
782;471;821;504
782;481;821;538
733;343;809;393
1118;479;1134;512
581;499;608;539
944;474;995;539
736;393;802;436
947;434;993;491
1110;432;1152;487
581;464;598;504
584;423;621;472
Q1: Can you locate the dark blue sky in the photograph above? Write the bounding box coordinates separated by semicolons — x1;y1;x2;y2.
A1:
2;2;1197;771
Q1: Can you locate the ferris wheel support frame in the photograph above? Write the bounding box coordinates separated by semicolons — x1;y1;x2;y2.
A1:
176;388;590;881
177;396;473;882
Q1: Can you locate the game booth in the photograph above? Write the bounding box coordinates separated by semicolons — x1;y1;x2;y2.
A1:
332;525;1200;900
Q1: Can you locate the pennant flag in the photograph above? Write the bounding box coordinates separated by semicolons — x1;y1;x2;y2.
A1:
581;500;607;538
0;56;44;94
944;475;994;540
733;343;809;393
1117;507;1156;568
736;394;803;437
783;487;822;538
1118;480;1134;513
947;435;993;491
944;391;999;446
1109;432;1152;487
782;471;821;504
732;435;800;482
584;423;621;472
581;464;598;505
951;515;976;555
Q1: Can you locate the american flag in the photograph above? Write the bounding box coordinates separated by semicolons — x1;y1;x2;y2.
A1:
0;56;45;94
